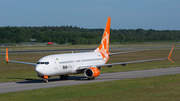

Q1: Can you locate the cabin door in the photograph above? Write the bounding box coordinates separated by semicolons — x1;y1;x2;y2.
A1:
54;60;58;69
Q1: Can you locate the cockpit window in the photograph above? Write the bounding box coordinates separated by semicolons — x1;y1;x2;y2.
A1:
41;62;45;64
45;62;49;65
37;62;49;65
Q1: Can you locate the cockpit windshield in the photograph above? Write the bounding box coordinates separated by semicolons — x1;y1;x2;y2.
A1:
37;62;49;65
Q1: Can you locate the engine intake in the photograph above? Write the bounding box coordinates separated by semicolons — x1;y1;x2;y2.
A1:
84;67;100;78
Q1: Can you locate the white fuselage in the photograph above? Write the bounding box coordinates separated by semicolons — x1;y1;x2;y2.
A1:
35;52;106;76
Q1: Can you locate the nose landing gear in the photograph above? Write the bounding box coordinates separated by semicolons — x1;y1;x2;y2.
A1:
44;79;48;83
44;75;48;83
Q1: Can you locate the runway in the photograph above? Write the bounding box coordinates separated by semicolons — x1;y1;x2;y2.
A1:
0;67;180;93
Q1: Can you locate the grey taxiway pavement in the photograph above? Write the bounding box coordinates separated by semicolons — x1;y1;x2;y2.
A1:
0;67;180;93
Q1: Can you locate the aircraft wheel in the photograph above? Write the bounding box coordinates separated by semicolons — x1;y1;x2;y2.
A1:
60;75;68;80
60;75;64;80
87;78;91;80
44;79;48;83
87;78;95;80
65;75;68;80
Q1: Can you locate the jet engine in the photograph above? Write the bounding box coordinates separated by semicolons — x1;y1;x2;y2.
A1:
84;67;100;78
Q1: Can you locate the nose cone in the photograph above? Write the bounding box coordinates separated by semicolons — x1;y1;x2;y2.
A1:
35;65;43;76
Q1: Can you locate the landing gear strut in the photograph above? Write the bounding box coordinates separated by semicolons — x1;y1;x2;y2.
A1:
44;75;48;83
60;75;68;80
44;78;48;83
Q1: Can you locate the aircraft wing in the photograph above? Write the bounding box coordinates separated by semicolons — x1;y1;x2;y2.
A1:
5;48;36;66
99;45;174;67
100;46;174;67
7;60;36;65
77;45;174;69
96;58;166;67
77;58;168;70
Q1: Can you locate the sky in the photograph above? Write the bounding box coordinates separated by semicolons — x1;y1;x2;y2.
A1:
0;0;180;30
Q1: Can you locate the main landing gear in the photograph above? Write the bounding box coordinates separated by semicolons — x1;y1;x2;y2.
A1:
87;77;95;80
60;75;68;80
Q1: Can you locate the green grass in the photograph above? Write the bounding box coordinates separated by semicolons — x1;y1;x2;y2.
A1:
0;74;180;101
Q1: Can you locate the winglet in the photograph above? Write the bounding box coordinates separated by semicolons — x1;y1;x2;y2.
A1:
6;48;9;65
167;45;174;63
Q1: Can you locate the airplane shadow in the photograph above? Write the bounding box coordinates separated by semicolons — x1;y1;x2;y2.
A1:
16;76;88;84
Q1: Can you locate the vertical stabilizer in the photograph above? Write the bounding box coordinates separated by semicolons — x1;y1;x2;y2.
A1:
95;17;111;53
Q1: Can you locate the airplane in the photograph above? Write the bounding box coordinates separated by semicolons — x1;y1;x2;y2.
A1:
5;17;174;83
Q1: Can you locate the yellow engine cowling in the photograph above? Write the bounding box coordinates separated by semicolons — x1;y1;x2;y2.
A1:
84;67;100;78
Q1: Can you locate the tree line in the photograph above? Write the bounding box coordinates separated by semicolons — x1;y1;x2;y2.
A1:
0;26;180;44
